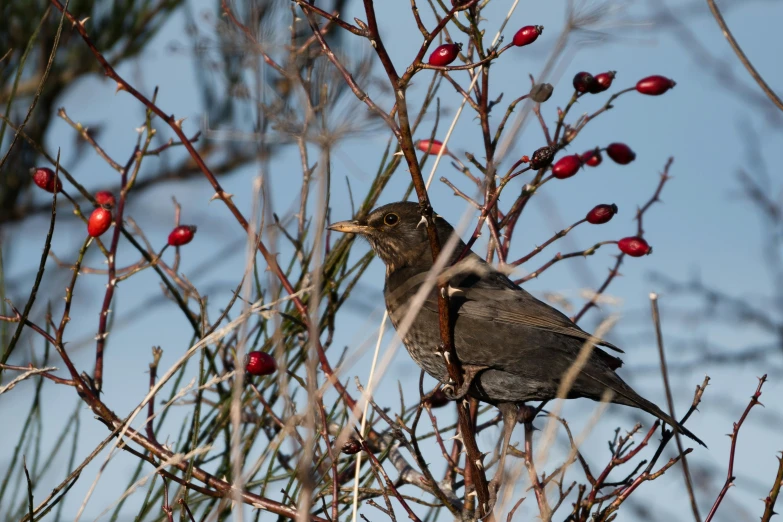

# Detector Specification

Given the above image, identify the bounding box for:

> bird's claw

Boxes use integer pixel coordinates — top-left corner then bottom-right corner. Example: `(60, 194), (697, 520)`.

(442, 364), (488, 400)
(442, 381), (470, 401)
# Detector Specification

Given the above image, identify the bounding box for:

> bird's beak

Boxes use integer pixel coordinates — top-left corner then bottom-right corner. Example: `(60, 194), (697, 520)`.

(327, 220), (369, 235)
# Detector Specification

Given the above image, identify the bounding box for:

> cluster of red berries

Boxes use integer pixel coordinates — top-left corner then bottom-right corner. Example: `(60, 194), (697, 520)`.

(427, 24), (543, 67)
(572, 71), (616, 94)
(31, 166), (198, 245)
(572, 72), (675, 96)
(581, 206), (651, 255)
(88, 190), (115, 237)
(547, 142), (636, 179)
(31, 167), (62, 193)
(572, 71), (677, 96)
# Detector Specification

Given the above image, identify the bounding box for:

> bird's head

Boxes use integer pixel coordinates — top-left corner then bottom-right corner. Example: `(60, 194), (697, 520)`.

(328, 201), (458, 272)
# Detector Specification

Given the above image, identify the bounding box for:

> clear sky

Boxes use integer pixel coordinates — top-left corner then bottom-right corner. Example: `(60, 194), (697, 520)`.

(2, 0), (782, 520)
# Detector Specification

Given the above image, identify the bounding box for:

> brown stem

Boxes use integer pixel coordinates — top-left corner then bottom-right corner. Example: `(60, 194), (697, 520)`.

(50, 0), (361, 416)
(510, 218), (587, 266)
(704, 0), (783, 111)
(650, 295), (700, 522)
(360, 0), (491, 511)
(524, 421), (551, 519)
(94, 147), (138, 392)
(761, 452), (783, 522)
(704, 375), (768, 522)
(573, 158), (673, 323)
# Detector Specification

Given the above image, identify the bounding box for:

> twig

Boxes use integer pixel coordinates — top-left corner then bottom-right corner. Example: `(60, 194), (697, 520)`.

(524, 421), (551, 519)
(761, 452), (783, 522)
(649, 293), (700, 522)
(516, 241), (615, 284)
(510, 218), (587, 266)
(704, 374), (768, 522)
(0, 150), (59, 368)
(704, 0), (783, 112)
(94, 147), (139, 392)
(573, 159), (673, 323)
(359, 436), (423, 522)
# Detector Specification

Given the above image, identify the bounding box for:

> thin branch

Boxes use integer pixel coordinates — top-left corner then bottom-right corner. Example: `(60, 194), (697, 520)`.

(704, 374), (768, 522)
(649, 294), (700, 522)
(704, 0), (783, 111)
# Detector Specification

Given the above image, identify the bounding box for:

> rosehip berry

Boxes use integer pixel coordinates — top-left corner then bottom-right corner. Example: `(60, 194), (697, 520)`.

(87, 207), (112, 237)
(581, 148), (602, 167)
(572, 71), (596, 93)
(529, 82), (553, 103)
(417, 139), (447, 156)
(530, 145), (555, 169)
(590, 71), (616, 93)
(245, 351), (277, 376)
(342, 437), (362, 455)
(586, 204), (618, 224)
(636, 75), (676, 96)
(618, 236), (652, 257)
(428, 43), (461, 66)
(426, 388), (450, 408)
(168, 225), (197, 247)
(606, 143), (636, 165)
(30, 167), (62, 193)
(552, 154), (583, 179)
(512, 25), (543, 47)
(94, 190), (116, 208)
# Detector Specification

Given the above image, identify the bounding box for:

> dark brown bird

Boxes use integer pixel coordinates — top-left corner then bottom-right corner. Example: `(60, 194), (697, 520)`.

(329, 202), (704, 492)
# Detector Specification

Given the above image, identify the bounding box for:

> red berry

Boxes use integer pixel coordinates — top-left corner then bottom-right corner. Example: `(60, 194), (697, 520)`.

(426, 388), (450, 408)
(552, 154), (583, 179)
(618, 236), (652, 257)
(94, 190), (116, 208)
(582, 148), (602, 167)
(342, 437), (362, 455)
(417, 139), (447, 156)
(586, 204), (618, 224)
(512, 25), (543, 47)
(636, 75), (675, 96)
(168, 225), (197, 247)
(87, 207), (112, 237)
(572, 72), (596, 93)
(246, 351), (277, 376)
(590, 71), (616, 93)
(428, 43), (461, 66)
(606, 143), (636, 165)
(30, 167), (62, 193)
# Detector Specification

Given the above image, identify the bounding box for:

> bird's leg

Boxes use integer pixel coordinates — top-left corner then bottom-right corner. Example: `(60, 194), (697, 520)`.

(488, 402), (519, 505)
(441, 364), (487, 400)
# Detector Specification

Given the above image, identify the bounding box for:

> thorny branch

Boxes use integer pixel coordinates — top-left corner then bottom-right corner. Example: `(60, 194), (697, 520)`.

(2, 1), (776, 521)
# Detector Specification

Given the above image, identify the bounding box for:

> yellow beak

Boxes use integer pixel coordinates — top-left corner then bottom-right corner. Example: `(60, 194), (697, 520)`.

(327, 220), (369, 234)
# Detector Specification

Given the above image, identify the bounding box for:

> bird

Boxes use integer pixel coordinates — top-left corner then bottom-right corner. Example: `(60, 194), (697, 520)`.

(328, 201), (704, 496)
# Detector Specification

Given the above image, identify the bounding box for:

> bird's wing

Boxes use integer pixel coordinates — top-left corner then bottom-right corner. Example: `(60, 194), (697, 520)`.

(450, 272), (624, 353)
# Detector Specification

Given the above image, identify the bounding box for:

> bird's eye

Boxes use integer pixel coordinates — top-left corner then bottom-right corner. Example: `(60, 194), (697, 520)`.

(384, 213), (400, 226)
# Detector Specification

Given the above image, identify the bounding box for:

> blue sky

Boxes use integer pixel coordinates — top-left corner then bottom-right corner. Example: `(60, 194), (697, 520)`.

(2, 0), (782, 520)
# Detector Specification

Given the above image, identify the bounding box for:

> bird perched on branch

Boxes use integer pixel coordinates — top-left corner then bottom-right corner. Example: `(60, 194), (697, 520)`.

(329, 201), (704, 495)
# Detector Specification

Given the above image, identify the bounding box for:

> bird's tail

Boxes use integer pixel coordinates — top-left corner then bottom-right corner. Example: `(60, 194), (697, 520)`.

(613, 387), (706, 448)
